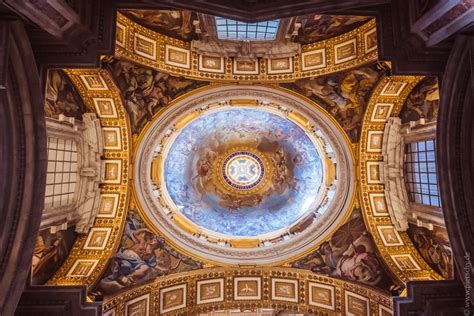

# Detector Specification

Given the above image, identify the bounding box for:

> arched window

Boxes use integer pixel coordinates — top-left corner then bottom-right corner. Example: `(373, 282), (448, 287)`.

(404, 139), (441, 207)
(45, 136), (78, 208)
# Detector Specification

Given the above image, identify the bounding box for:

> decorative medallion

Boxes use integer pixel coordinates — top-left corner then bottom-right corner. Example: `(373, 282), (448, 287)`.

(222, 151), (265, 190)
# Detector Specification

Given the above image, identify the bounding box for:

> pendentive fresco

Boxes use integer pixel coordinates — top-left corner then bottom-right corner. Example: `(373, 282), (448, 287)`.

(292, 209), (400, 292)
(98, 211), (202, 295)
(399, 76), (439, 123)
(103, 57), (208, 134)
(282, 63), (383, 142)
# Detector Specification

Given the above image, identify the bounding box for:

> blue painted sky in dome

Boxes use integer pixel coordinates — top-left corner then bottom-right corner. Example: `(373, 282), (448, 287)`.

(164, 108), (323, 237)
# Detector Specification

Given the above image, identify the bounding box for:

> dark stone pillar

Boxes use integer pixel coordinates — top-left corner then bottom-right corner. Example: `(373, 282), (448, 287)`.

(437, 33), (474, 304)
(395, 31), (474, 316)
(15, 285), (101, 316)
(0, 20), (47, 316)
(394, 280), (466, 315)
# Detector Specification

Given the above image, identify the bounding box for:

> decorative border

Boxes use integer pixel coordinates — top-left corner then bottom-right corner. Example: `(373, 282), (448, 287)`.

(345, 290), (370, 316)
(271, 278), (298, 303)
(48, 69), (132, 288)
(115, 12), (377, 82)
(358, 75), (442, 283)
(196, 278), (225, 304)
(125, 294), (150, 316)
(308, 282), (335, 310)
(234, 276), (262, 301)
(160, 283), (187, 313)
(102, 268), (392, 315)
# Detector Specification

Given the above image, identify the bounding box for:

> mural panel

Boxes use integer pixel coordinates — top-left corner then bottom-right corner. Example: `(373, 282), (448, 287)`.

(293, 15), (370, 44)
(292, 209), (400, 291)
(399, 76), (439, 123)
(282, 63), (382, 142)
(122, 10), (199, 41)
(104, 57), (208, 133)
(45, 69), (87, 120)
(98, 211), (202, 295)
(31, 227), (77, 285)
(406, 224), (453, 279)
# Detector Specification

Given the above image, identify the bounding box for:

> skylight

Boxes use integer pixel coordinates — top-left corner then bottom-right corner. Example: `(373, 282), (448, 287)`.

(215, 17), (280, 41)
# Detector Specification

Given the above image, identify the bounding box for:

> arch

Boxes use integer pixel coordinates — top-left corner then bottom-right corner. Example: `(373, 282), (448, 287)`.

(358, 74), (442, 284)
(102, 267), (392, 315)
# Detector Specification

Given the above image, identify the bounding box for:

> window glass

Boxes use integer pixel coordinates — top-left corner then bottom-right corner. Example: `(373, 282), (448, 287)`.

(45, 136), (78, 208)
(404, 139), (441, 207)
(215, 17), (280, 40)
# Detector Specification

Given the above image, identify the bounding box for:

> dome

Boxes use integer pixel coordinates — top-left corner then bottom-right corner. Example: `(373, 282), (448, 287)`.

(163, 107), (325, 238)
(135, 85), (355, 265)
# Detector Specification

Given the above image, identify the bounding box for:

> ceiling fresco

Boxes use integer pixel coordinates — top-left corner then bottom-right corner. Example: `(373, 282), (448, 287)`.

(291, 14), (370, 44)
(36, 8), (453, 315)
(135, 85), (355, 266)
(103, 56), (209, 134)
(121, 10), (200, 41)
(98, 210), (202, 295)
(44, 69), (87, 120)
(281, 62), (383, 142)
(399, 76), (439, 123)
(32, 226), (77, 285)
(292, 208), (400, 292)
(407, 224), (453, 279)
(163, 108), (324, 237)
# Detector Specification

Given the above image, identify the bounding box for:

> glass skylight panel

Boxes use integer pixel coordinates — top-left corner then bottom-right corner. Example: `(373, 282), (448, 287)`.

(215, 17), (280, 40)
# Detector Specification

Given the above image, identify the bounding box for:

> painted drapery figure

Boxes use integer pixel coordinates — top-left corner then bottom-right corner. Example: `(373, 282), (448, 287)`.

(99, 211), (202, 294)
(104, 57), (208, 133)
(45, 69), (86, 120)
(292, 209), (399, 291)
(282, 63), (382, 142)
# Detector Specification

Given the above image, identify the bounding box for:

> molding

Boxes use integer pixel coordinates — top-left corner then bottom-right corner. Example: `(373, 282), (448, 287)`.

(47, 69), (132, 290)
(115, 12), (378, 83)
(358, 75), (443, 284)
(102, 267), (393, 315)
(394, 280), (465, 315)
(114, 0), (391, 22)
(16, 285), (101, 316)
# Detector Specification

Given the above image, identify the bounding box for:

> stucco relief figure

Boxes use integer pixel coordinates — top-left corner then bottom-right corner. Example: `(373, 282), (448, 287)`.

(123, 10), (198, 41)
(292, 210), (398, 290)
(191, 38), (300, 60)
(399, 77), (439, 123)
(99, 212), (201, 294)
(104, 57), (208, 133)
(283, 64), (381, 142)
(407, 224), (453, 279)
(293, 15), (369, 44)
(44, 70), (86, 120)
